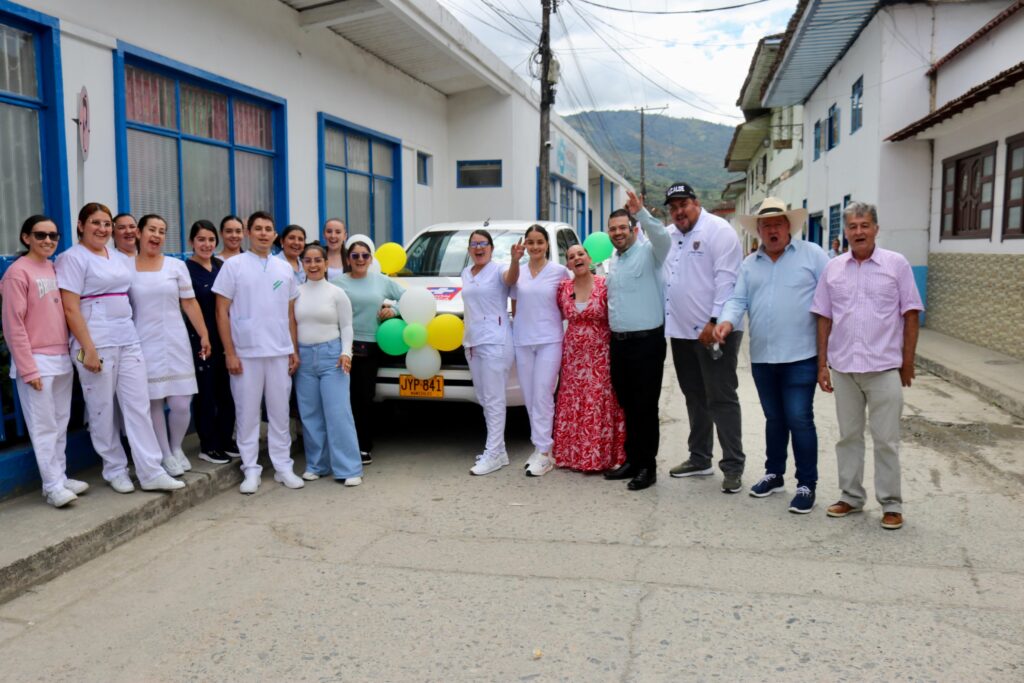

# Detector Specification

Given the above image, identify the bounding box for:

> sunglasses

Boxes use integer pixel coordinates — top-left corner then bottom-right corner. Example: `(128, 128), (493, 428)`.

(32, 231), (60, 241)
(468, 241), (490, 248)
(349, 252), (371, 261)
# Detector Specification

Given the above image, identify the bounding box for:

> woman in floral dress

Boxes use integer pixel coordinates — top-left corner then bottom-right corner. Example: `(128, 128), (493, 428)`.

(552, 244), (626, 471)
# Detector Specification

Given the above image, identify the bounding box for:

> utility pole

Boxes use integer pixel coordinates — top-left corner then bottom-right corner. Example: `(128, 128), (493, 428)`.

(635, 105), (667, 198)
(538, 0), (558, 220)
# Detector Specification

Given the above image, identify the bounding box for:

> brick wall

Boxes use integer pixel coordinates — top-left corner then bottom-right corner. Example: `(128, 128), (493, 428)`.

(927, 252), (1024, 360)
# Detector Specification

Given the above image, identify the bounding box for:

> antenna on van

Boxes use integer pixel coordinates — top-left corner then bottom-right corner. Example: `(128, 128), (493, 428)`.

(483, 218), (490, 227)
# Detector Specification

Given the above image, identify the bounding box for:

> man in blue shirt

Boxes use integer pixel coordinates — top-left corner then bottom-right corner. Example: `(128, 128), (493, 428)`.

(714, 198), (829, 513)
(604, 190), (671, 491)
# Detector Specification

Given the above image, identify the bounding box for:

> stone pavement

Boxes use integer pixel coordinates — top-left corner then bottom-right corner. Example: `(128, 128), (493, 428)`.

(0, 337), (1021, 681)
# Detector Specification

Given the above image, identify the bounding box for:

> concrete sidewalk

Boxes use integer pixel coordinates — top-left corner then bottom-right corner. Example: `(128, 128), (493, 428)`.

(916, 328), (1024, 420)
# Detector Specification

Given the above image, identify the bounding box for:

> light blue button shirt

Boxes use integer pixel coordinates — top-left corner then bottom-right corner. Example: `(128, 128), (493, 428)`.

(607, 208), (671, 332)
(720, 239), (830, 364)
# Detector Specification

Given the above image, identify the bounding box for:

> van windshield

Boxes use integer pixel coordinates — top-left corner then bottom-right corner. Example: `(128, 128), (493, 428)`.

(404, 229), (524, 276)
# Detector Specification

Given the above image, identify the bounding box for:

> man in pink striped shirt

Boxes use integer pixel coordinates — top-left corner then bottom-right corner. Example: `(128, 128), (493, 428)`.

(811, 201), (923, 531)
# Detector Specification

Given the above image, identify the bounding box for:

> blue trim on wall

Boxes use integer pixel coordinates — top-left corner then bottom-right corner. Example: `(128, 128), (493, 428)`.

(912, 265), (928, 325)
(316, 113), (327, 238)
(112, 50), (130, 213)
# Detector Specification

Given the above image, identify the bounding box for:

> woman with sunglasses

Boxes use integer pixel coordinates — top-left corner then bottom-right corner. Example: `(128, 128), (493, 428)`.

(293, 243), (362, 485)
(57, 203), (184, 494)
(461, 229), (515, 476)
(1, 216), (87, 507)
(186, 220), (238, 464)
(331, 235), (405, 465)
(129, 214), (211, 476)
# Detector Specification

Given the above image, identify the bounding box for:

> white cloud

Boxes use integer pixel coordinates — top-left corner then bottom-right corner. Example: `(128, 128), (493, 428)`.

(438, 0), (797, 125)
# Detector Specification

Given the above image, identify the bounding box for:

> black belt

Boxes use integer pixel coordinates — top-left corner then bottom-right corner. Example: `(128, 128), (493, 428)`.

(611, 325), (664, 341)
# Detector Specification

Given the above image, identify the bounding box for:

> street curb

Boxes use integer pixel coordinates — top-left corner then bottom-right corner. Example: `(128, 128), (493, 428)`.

(916, 354), (1024, 421)
(0, 462), (242, 607)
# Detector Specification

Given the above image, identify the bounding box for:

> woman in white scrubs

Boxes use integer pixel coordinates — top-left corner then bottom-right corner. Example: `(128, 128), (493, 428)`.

(213, 211), (304, 494)
(57, 203), (184, 494)
(1, 215), (86, 507)
(504, 225), (570, 477)
(278, 224), (307, 285)
(129, 214), (211, 476)
(218, 215), (245, 260)
(461, 229), (514, 476)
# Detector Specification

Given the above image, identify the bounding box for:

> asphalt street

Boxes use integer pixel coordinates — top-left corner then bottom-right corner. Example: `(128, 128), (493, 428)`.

(0, 345), (1021, 682)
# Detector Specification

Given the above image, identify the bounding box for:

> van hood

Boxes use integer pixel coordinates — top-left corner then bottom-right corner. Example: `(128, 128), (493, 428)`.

(393, 276), (465, 316)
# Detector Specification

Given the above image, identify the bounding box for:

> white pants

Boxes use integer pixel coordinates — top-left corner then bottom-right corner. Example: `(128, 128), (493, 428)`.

(230, 355), (294, 475)
(16, 372), (73, 494)
(75, 344), (169, 484)
(515, 342), (562, 453)
(466, 340), (514, 459)
(150, 395), (193, 459)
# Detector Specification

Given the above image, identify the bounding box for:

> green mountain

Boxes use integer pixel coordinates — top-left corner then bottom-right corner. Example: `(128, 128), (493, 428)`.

(563, 110), (742, 204)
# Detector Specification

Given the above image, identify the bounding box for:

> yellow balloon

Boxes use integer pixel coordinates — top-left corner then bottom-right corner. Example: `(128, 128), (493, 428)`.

(375, 242), (407, 275)
(427, 314), (465, 352)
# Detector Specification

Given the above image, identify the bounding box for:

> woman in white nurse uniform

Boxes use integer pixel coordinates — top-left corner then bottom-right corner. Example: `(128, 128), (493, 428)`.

(504, 225), (570, 477)
(56, 202), (184, 494)
(129, 214), (211, 476)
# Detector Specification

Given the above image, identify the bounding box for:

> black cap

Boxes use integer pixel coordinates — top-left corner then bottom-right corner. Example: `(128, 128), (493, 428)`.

(664, 182), (697, 204)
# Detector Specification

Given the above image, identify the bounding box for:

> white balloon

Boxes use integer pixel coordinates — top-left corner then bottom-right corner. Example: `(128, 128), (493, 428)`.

(406, 347), (441, 380)
(399, 287), (437, 325)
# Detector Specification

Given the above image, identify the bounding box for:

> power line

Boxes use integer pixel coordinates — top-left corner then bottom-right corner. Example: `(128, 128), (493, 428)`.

(575, 0), (771, 14)
(440, 1), (536, 44)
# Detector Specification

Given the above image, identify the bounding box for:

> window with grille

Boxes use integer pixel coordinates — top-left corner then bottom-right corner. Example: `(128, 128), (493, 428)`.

(850, 77), (863, 133)
(827, 104), (840, 150)
(120, 61), (280, 253)
(940, 143), (996, 239)
(1004, 134), (1024, 239)
(813, 120), (821, 160)
(322, 118), (398, 244)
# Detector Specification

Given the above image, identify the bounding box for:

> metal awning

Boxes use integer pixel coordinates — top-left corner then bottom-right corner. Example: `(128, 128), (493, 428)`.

(762, 0), (881, 107)
(737, 34), (782, 115)
(724, 115), (770, 172)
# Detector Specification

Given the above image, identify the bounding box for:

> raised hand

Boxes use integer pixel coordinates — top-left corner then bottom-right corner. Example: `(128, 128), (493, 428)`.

(511, 239), (526, 262)
(625, 190), (644, 215)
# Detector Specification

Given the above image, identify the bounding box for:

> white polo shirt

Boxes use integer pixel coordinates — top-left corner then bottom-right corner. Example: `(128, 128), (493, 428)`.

(212, 251), (299, 358)
(461, 261), (510, 348)
(662, 208), (744, 340)
(511, 262), (571, 346)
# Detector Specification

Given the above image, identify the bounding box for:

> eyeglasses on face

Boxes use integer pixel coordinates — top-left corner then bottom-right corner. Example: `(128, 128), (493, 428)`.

(349, 252), (371, 261)
(32, 231), (60, 242)
(468, 241), (490, 248)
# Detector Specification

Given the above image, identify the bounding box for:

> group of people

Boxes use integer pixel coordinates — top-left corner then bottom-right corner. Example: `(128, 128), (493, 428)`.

(5, 184), (923, 530)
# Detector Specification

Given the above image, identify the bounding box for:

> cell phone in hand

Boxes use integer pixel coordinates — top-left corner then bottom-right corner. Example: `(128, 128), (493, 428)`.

(76, 348), (103, 367)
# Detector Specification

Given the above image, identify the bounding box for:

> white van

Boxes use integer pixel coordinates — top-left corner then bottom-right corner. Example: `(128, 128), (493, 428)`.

(377, 220), (582, 404)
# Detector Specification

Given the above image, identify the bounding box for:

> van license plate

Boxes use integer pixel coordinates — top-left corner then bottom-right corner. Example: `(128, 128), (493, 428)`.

(399, 374), (444, 398)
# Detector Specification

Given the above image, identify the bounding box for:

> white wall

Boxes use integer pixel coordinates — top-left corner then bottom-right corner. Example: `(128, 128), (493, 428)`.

(935, 2), (1022, 107)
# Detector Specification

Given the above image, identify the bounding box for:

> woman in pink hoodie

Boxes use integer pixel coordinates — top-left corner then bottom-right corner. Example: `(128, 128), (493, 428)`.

(1, 216), (86, 508)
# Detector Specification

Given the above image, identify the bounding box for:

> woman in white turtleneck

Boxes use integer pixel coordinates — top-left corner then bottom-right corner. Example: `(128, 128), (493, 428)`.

(292, 243), (363, 485)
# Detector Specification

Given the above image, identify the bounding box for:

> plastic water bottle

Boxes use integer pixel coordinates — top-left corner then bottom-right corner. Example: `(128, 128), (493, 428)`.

(708, 342), (723, 361)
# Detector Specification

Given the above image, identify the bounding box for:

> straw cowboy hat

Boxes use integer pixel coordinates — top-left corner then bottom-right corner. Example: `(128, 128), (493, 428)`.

(735, 197), (808, 238)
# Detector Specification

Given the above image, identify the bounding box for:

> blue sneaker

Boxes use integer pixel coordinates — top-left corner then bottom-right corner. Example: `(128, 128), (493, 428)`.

(749, 473), (784, 497)
(788, 486), (816, 514)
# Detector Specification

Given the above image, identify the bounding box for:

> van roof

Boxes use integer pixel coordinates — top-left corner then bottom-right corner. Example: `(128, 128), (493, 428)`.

(417, 220), (574, 233)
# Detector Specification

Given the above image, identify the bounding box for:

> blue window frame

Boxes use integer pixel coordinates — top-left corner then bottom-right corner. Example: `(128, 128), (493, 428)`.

(417, 152), (430, 186)
(827, 104), (840, 150)
(318, 113), (402, 244)
(457, 160), (502, 188)
(850, 76), (863, 133)
(828, 203), (842, 245)
(114, 43), (288, 255)
(813, 120), (821, 160)
(544, 174), (586, 238)
(0, 2), (69, 268)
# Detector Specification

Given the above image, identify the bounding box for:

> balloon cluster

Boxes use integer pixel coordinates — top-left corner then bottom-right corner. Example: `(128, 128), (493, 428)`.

(373, 243), (465, 380)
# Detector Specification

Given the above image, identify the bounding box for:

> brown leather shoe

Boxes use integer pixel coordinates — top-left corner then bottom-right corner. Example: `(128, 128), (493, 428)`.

(881, 512), (904, 530)
(826, 501), (863, 517)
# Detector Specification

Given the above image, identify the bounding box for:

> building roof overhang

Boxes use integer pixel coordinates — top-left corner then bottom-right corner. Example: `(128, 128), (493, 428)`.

(926, 1), (1023, 76)
(887, 60), (1024, 141)
(737, 34), (782, 114)
(724, 115), (770, 172)
(721, 177), (746, 200)
(762, 0), (881, 108)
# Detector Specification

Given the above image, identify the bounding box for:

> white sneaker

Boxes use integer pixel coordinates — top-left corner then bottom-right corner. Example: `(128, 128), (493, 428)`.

(343, 477), (362, 486)
(64, 479), (89, 495)
(301, 471), (320, 481)
(239, 472), (261, 494)
(523, 450), (544, 471)
(173, 449), (192, 472)
(470, 452), (508, 476)
(161, 456), (184, 477)
(274, 470), (305, 489)
(525, 452), (555, 477)
(109, 474), (135, 494)
(46, 488), (77, 508)
(140, 473), (186, 491)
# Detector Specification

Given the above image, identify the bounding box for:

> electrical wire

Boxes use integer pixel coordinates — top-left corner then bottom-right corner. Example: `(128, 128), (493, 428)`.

(575, 0), (771, 14)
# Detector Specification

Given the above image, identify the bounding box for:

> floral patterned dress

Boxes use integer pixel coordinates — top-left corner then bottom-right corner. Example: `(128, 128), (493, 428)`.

(552, 276), (626, 471)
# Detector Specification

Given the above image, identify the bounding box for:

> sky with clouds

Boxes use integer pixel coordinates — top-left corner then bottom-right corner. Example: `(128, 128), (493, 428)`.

(437, 0), (798, 126)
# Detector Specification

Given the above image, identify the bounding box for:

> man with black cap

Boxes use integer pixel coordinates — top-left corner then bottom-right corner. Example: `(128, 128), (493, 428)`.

(661, 182), (747, 493)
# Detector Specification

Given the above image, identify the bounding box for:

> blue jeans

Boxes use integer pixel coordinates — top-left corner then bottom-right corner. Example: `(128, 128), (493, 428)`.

(750, 356), (818, 489)
(295, 339), (362, 479)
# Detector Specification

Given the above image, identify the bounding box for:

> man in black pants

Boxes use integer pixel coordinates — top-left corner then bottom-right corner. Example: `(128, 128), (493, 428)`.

(603, 191), (671, 490)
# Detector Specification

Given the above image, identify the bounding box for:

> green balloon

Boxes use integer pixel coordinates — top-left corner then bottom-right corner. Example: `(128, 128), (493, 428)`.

(402, 322), (428, 349)
(584, 232), (614, 263)
(377, 318), (409, 356)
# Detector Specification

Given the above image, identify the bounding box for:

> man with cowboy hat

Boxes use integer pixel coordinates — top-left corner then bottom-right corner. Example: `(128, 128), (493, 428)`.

(714, 197), (830, 513)
(661, 181), (747, 493)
